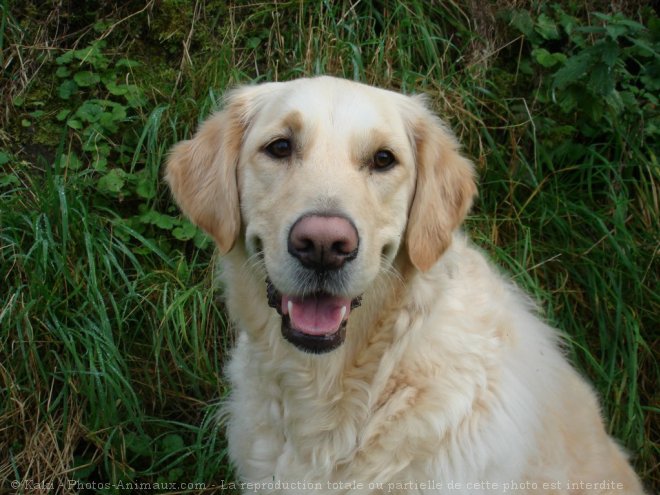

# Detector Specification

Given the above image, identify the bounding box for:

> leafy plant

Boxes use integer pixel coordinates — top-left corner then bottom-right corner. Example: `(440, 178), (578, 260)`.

(47, 40), (208, 249)
(505, 6), (659, 139)
(53, 41), (144, 183)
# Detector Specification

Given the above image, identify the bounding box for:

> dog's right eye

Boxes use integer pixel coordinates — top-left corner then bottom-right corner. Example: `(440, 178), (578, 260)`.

(265, 138), (293, 159)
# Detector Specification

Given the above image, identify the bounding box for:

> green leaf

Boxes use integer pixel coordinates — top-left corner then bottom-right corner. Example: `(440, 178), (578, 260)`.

(604, 89), (625, 115)
(124, 86), (146, 108)
(139, 210), (178, 229)
(0, 174), (20, 187)
(58, 80), (78, 100)
(155, 214), (176, 230)
(536, 13), (560, 40)
(605, 24), (628, 40)
(55, 51), (75, 65)
(510, 10), (535, 38)
(60, 152), (83, 170)
(125, 432), (152, 456)
(193, 230), (210, 249)
(597, 13), (644, 38)
(106, 80), (129, 96)
(588, 63), (615, 96)
(55, 66), (71, 78)
(553, 50), (597, 90)
(0, 151), (10, 165)
(556, 8), (579, 36)
(93, 20), (111, 32)
(619, 90), (637, 108)
(67, 119), (82, 130)
(587, 100), (604, 122)
(600, 40), (620, 67)
(56, 109), (71, 121)
(73, 71), (101, 87)
(21, 119), (31, 127)
(74, 45), (100, 61)
(72, 41), (109, 68)
(575, 26), (606, 35)
(116, 58), (141, 68)
(76, 101), (104, 123)
(172, 221), (197, 241)
(98, 113), (120, 132)
(92, 156), (108, 172)
(629, 38), (659, 58)
(533, 48), (566, 68)
(84, 141), (111, 158)
(160, 434), (184, 454)
(649, 16), (660, 37)
(110, 104), (127, 121)
(557, 87), (578, 113)
(136, 177), (156, 199)
(97, 169), (126, 193)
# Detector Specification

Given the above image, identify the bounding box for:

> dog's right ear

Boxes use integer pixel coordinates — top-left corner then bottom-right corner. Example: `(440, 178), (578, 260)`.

(165, 87), (257, 254)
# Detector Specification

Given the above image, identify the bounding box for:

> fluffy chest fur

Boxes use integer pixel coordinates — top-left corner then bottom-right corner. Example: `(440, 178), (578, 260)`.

(222, 236), (570, 491)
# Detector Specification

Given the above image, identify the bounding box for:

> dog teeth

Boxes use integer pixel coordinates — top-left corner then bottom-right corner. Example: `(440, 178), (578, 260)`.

(340, 305), (347, 321)
(287, 300), (293, 316)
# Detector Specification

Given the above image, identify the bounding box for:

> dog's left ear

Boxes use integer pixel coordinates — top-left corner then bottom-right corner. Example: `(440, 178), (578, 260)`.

(405, 97), (477, 272)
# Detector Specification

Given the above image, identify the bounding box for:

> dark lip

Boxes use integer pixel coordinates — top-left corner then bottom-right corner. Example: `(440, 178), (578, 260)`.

(266, 278), (362, 354)
(281, 315), (347, 354)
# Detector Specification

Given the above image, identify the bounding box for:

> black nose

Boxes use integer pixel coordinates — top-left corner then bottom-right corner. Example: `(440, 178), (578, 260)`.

(288, 215), (359, 270)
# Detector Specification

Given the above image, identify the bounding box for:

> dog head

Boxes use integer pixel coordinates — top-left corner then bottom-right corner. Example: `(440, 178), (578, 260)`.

(166, 76), (476, 354)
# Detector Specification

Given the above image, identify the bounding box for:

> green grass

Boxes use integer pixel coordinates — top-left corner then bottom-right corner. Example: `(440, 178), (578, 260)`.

(1, 1), (657, 493)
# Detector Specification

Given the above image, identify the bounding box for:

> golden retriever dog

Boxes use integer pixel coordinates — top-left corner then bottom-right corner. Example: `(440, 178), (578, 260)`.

(166, 76), (644, 494)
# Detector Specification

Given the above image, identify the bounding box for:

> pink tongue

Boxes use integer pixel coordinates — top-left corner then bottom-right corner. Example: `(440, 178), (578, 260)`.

(282, 294), (352, 336)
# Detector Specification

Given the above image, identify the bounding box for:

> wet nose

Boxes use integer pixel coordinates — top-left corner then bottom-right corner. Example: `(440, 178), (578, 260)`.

(288, 215), (359, 270)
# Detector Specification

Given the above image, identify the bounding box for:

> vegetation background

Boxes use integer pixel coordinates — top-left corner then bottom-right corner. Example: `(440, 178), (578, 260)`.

(1, 1), (658, 493)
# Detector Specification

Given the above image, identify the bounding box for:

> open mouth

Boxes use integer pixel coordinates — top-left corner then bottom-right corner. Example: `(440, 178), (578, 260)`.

(266, 279), (362, 354)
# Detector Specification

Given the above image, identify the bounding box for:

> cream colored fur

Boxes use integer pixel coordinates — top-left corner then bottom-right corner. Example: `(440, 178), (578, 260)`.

(166, 76), (644, 494)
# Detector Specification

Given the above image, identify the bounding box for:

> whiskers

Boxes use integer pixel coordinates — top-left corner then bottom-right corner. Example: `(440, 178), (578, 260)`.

(239, 244), (402, 303)
(378, 252), (404, 292)
(241, 250), (268, 282)
(292, 269), (347, 298)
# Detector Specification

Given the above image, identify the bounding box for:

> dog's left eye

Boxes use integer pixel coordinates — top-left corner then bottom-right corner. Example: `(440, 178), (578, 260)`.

(373, 149), (396, 171)
(265, 138), (293, 159)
